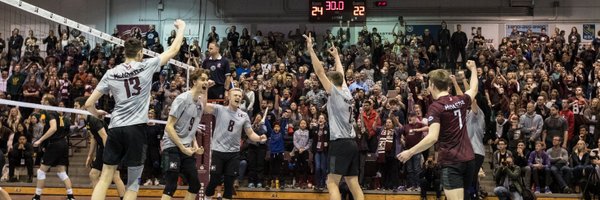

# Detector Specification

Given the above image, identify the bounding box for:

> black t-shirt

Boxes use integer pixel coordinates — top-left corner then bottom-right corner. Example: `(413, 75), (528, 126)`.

(87, 115), (106, 149)
(43, 110), (68, 141)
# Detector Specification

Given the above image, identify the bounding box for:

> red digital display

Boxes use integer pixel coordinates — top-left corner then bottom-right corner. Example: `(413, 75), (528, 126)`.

(375, 1), (387, 7)
(325, 1), (344, 11)
(309, 0), (366, 22)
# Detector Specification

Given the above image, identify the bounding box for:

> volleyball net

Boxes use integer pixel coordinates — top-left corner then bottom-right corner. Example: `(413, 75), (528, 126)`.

(0, 0), (201, 124)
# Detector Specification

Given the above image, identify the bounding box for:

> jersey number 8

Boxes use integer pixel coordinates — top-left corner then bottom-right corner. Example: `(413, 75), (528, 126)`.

(228, 120), (235, 132)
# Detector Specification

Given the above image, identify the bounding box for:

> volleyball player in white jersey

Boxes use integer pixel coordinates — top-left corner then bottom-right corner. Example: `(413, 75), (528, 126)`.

(161, 68), (213, 200)
(305, 33), (364, 200)
(85, 19), (186, 200)
(203, 88), (268, 200)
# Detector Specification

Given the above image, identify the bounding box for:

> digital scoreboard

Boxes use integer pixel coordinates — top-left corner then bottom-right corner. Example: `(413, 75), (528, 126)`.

(309, 0), (366, 22)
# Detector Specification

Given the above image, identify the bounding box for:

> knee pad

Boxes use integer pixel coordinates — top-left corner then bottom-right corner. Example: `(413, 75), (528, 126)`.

(37, 169), (46, 180)
(126, 166), (144, 192)
(57, 172), (69, 181)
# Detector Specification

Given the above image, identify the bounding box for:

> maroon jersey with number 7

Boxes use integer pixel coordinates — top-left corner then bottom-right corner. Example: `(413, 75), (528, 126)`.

(426, 94), (474, 165)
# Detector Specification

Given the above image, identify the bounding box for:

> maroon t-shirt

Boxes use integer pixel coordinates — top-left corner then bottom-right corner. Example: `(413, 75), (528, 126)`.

(426, 94), (475, 165)
(403, 123), (425, 149)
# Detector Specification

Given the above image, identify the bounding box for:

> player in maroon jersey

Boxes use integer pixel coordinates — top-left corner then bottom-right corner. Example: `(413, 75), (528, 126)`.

(398, 60), (478, 200)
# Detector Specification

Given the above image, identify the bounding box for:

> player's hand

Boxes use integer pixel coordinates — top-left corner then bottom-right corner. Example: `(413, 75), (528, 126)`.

(174, 19), (186, 30)
(449, 75), (456, 82)
(259, 135), (268, 143)
(33, 141), (41, 147)
(181, 147), (195, 156)
(195, 146), (204, 155)
(327, 43), (339, 56)
(466, 60), (477, 71)
(207, 80), (215, 88)
(304, 33), (314, 50)
(397, 150), (414, 163)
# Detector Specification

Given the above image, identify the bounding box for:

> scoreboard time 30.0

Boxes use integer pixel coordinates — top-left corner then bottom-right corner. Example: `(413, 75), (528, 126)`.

(309, 0), (366, 22)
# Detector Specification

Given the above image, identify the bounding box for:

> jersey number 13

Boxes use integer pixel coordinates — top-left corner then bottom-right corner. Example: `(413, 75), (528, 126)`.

(123, 77), (141, 98)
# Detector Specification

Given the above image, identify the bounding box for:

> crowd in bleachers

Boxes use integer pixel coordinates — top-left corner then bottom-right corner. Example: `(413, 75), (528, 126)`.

(1, 21), (600, 199)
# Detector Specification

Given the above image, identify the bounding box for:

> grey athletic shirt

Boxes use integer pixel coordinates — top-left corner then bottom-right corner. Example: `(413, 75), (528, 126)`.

(96, 57), (161, 129)
(327, 85), (356, 140)
(467, 107), (485, 156)
(162, 91), (203, 149)
(210, 104), (252, 152)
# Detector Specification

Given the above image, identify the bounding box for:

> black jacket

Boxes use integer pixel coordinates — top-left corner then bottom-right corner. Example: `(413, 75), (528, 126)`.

(438, 29), (451, 47)
(450, 31), (467, 49)
(10, 142), (33, 158)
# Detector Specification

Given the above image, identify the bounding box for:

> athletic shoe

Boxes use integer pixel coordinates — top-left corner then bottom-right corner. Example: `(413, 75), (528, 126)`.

(66, 194), (76, 200)
(534, 187), (541, 194)
(234, 179), (239, 188)
(143, 179), (153, 186)
(544, 186), (552, 194)
(257, 183), (263, 188)
(563, 186), (572, 194)
(154, 178), (160, 186)
(32, 195), (40, 200)
(396, 186), (407, 191)
(248, 183), (255, 188)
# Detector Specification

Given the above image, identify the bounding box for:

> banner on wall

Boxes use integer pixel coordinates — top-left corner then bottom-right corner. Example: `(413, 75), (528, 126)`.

(505, 24), (548, 37)
(583, 24), (596, 40)
(116, 24), (151, 40)
(460, 24), (499, 48)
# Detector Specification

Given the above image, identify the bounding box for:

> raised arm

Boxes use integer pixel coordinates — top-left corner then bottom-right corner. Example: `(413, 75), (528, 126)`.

(199, 80), (214, 112)
(159, 20), (186, 66)
(450, 75), (463, 95)
(305, 33), (333, 93)
(328, 42), (345, 77)
(464, 60), (478, 100)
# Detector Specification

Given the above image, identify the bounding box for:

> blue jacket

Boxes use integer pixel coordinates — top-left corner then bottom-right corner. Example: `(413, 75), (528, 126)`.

(266, 118), (288, 154)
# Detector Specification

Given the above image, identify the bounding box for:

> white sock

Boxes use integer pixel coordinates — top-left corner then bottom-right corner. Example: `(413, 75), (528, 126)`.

(66, 189), (73, 195)
(35, 188), (43, 195)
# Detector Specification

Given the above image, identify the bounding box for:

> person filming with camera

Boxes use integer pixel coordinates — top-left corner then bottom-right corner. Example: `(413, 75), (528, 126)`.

(493, 156), (524, 200)
(419, 156), (442, 200)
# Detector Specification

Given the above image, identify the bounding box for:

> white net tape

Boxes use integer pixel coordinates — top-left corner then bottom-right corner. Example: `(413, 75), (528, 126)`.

(0, 98), (167, 124)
